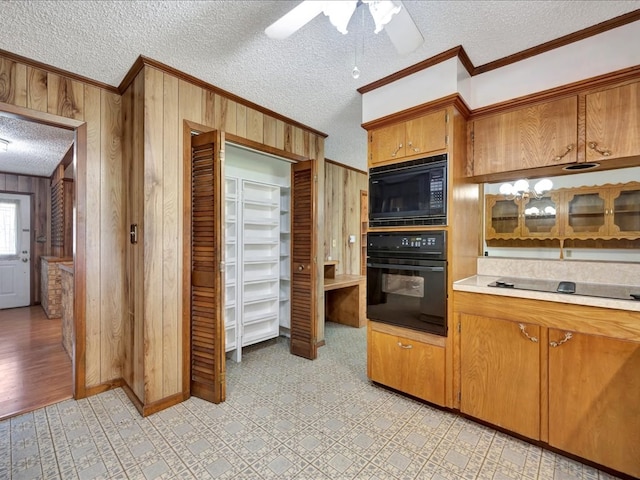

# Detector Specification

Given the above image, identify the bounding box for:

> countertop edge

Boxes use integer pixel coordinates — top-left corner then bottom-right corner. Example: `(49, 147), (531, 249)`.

(453, 275), (640, 313)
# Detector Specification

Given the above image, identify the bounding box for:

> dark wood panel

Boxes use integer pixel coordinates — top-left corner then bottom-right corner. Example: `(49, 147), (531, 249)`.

(190, 130), (225, 403)
(290, 160), (317, 360)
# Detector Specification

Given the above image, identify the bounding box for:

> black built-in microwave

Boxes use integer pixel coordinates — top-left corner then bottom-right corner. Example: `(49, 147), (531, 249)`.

(368, 154), (447, 227)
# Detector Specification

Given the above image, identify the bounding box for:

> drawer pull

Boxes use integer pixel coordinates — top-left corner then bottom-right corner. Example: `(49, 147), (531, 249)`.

(407, 141), (420, 153)
(397, 342), (413, 349)
(553, 143), (574, 162)
(391, 143), (403, 157)
(587, 141), (612, 157)
(550, 331), (573, 347)
(518, 323), (538, 343)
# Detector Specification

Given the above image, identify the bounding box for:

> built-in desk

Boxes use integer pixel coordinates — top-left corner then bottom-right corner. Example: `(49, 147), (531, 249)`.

(324, 264), (366, 328)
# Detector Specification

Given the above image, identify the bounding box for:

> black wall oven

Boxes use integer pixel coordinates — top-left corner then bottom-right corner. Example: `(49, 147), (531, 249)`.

(369, 154), (447, 227)
(367, 231), (447, 336)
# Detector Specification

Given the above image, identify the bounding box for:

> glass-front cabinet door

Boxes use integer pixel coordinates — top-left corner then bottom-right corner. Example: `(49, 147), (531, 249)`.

(486, 196), (520, 239)
(564, 188), (607, 238)
(610, 183), (640, 237)
(522, 193), (561, 237)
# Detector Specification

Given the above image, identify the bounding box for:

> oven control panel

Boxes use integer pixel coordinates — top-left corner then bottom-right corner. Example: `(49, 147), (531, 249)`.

(367, 231), (446, 258)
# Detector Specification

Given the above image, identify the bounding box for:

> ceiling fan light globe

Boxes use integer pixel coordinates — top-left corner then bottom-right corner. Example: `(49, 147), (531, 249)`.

(499, 183), (514, 196)
(364, 0), (402, 33)
(513, 179), (530, 193)
(534, 178), (553, 194)
(323, 1), (357, 34)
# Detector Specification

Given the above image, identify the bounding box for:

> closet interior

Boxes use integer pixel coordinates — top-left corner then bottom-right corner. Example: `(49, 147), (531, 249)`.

(224, 144), (291, 362)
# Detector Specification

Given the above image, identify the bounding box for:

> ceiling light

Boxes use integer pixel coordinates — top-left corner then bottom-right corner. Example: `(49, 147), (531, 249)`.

(365, 0), (402, 34)
(499, 178), (553, 200)
(323, 1), (357, 34)
(322, 1), (402, 35)
(0, 138), (8, 153)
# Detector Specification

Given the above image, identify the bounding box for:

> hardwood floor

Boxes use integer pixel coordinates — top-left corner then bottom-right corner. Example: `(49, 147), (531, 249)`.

(0, 306), (72, 420)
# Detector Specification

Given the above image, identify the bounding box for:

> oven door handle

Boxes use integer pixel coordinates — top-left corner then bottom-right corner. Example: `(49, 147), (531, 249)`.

(367, 262), (445, 272)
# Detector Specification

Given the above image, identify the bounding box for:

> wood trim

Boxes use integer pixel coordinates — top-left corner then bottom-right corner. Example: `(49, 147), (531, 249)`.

(0, 48), (119, 94)
(225, 133), (308, 163)
(325, 158), (367, 175)
(470, 65), (640, 120)
(358, 10), (640, 93)
(73, 123), (87, 399)
(357, 46), (472, 94)
(120, 56), (328, 139)
(361, 94), (471, 131)
(473, 10), (640, 75)
(0, 101), (82, 129)
(84, 378), (124, 397)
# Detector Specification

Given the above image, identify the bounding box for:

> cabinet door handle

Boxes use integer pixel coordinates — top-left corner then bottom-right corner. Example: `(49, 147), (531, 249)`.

(397, 342), (413, 349)
(553, 144), (575, 162)
(407, 141), (420, 153)
(588, 141), (612, 157)
(518, 323), (538, 343)
(391, 143), (403, 157)
(550, 332), (573, 347)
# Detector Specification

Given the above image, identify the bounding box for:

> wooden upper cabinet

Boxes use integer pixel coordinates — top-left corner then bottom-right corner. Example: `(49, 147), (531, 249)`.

(471, 96), (578, 177)
(563, 182), (640, 239)
(586, 81), (640, 162)
(369, 109), (448, 166)
(485, 192), (562, 240)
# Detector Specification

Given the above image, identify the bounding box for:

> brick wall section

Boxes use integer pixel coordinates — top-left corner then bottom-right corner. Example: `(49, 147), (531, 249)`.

(41, 257), (73, 319)
(60, 264), (74, 360)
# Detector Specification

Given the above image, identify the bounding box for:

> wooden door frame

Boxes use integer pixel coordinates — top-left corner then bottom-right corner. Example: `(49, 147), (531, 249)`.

(0, 101), (87, 399)
(181, 121), (311, 395)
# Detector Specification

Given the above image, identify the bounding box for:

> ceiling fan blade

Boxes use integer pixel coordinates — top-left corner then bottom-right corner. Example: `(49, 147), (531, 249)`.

(383, 2), (424, 55)
(265, 1), (325, 40)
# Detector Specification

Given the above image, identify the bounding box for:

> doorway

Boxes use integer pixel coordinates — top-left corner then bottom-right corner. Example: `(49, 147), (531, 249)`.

(0, 193), (31, 309)
(0, 105), (84, 419)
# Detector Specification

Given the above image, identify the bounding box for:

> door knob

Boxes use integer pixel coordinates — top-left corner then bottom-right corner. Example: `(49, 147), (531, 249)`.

(297, 264), (304, 271)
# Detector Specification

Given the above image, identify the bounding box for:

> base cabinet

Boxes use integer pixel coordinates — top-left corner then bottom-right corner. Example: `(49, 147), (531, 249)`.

(548, 331), (640, 478)
(460, 314), (541, 440)
(455, 292), (640, 478)
(368, 322), (445, 406)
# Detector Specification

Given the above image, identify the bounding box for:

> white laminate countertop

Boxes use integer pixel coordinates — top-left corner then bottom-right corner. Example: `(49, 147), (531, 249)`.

(454, 275), (640, 313)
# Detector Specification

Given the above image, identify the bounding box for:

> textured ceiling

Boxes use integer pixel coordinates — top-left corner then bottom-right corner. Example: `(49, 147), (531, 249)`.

(0, 115), (74, 177)
(1, 1), (639, 173)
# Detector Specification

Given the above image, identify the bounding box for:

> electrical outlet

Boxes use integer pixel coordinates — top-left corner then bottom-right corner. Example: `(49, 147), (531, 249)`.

(349, 235), (356, 244)
(332, 239), (336, 247)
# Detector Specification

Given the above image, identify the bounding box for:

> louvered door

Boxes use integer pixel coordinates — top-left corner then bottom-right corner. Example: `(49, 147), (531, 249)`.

(290, 160), (318, 359)
(190, 130), (225, 403)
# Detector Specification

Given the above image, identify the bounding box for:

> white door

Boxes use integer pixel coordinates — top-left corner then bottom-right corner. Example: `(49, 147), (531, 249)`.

(0, 194), (30, 309)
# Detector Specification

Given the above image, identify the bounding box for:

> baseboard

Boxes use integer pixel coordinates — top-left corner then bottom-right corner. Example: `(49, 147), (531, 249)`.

(84, 378), (124, 398)
(121, 381), (188, 417)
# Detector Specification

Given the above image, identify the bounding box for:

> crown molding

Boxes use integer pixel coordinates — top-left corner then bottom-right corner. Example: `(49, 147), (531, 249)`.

(0, 48), (119, 94)
(358, 9), (640, 94)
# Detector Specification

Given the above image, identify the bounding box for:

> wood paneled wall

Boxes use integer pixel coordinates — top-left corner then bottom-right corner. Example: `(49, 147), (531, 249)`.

(0, 173), (49, 305)
(0, 54), (125, 392)
(324, 162), (368, 275)
(122, 65), (326, 406)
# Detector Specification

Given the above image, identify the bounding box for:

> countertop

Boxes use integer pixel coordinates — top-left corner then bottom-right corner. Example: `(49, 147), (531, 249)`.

(454, 275), (640, 313)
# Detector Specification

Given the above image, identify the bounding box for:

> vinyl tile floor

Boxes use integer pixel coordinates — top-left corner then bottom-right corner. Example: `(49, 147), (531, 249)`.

(0, 322), (624, 480)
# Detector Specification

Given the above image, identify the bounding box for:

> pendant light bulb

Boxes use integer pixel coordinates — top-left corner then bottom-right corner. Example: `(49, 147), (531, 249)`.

(352, 65), (360, 79)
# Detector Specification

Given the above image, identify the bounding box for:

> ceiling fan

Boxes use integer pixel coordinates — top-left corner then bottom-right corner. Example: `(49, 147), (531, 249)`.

(265, 1), (424, 56)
